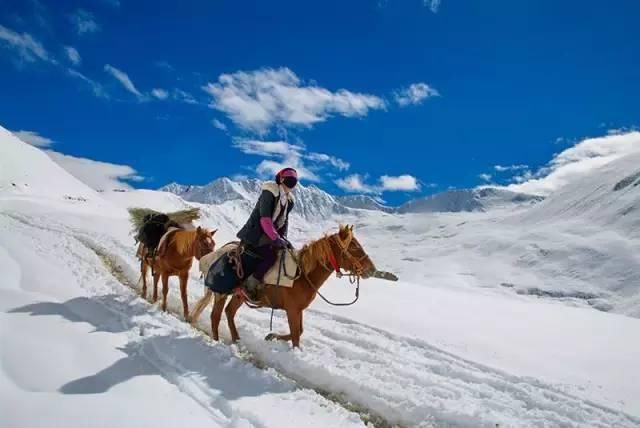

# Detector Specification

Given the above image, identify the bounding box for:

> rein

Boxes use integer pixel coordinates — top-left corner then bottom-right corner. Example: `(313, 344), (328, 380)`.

(301, 234), (364, 307)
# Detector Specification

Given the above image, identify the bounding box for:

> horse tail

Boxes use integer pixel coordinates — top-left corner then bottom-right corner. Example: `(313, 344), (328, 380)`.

(190, 288), (213, 324)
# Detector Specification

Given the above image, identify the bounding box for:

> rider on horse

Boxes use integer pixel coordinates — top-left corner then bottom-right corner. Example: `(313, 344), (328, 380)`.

(236, 167), (297, 294)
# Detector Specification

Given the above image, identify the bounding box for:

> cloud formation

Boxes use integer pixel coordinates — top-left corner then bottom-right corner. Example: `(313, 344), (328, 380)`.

(203, 67), (386, 133)
(394, 82), (439, 106)
(64, 46), (81, 65)
(47, 151), (143, 191)
(232, 138), (351, 182)
(336, 173), (421, 194)
(70, 9), (100, 35)
(0, 24), (55, 64)
(11, 130), (54, 147)
(506, 131), (640, 195)
(104, 64), (144, 99)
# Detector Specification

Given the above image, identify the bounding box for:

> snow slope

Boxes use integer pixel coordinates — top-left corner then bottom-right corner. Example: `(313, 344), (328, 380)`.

(3, 126), (640, 427)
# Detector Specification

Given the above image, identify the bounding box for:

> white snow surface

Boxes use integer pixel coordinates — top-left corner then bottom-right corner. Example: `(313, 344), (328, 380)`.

(2, 126), (640, 427)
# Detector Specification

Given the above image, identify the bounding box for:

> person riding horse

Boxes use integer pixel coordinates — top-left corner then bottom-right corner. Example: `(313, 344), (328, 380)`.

(236, 167), (298, 294)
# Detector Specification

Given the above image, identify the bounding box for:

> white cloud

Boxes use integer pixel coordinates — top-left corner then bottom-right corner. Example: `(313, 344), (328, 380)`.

(335, 174), (378, 194)
(425, 0), (441, 13)
(67, 69), (108, 98)
(151, 88), (169, 100)
(306, 152), (350, 171)
(380, 174), (420, 191)
(506, 131), (640, 196)
(47, 151), (143, 191)
(64, 46), (81, 65)
(394, 82), (439, 106)
(11, 130), (54, 147)
(478, 173), (492, 182)
(494, 164), (528, 172)
(232, 138), (350, 182)
(172, 89), (198, 104)
(212, 119), (228, 131)
(203, 67), (386, 133)
(104, 64), (144, 99)
(233, 139), (298, 157)
(336, 173), (421, 194)
(70, 9), (100, 35)
(0, 24), (55, 64)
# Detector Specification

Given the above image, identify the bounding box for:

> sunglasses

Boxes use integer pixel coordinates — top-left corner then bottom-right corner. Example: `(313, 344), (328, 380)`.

(282, 176), (298, 188)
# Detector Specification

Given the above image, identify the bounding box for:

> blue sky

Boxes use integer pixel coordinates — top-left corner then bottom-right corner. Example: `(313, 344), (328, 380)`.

(1, 0), (639, 205)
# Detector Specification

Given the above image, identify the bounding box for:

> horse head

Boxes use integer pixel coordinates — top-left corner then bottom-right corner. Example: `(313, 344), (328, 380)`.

(330, 224), (377, 279)
(195, 227), (217, 260)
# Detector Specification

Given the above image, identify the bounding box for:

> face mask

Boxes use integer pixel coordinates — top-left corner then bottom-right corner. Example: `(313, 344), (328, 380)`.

(282, 176), (298, 189)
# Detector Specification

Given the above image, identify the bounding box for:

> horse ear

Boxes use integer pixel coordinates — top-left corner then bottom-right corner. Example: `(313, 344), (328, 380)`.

(349, 225), (354, 232)
(211, 229), (218, 236)
(196, 226), (202, 234)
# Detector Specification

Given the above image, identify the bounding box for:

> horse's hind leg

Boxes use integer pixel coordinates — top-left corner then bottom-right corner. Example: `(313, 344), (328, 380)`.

(190, 289), (212, 325)
(152, 272), (160, 302)
(161, 273), (169, 312)
(225, 294), (244, 343)
(179, 272), (189, 321)
(210, 293), (228, 341)
(140, 259), (148, 299)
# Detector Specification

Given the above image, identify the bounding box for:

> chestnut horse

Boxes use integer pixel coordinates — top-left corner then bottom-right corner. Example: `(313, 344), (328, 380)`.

(190, 225), (376, 347)
(139, 226), (216, 321)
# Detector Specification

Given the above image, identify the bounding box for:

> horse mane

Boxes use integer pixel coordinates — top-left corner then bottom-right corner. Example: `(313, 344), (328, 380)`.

(171, 229), (198, 256)
(299, 234), (333, 273)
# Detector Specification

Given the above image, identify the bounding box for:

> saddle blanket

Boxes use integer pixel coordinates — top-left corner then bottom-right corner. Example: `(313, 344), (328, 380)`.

(199, 242), (299, 287)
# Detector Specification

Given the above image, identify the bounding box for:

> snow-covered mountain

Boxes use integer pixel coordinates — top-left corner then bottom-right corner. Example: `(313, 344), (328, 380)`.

(397, 187), (544, 214)
(161, 178), (542, 217)
(160, 178), (348, 220)
(336, 195), (395, 213)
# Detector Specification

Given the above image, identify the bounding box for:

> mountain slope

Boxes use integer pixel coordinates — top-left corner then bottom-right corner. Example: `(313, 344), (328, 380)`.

(397, 187), (543, 213)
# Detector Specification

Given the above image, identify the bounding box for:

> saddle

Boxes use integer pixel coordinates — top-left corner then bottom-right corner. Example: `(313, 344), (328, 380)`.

(199, 242), (299, 295)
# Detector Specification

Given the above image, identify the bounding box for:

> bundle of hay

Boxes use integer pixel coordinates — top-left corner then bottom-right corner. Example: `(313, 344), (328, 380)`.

(128, 207), (201, 234)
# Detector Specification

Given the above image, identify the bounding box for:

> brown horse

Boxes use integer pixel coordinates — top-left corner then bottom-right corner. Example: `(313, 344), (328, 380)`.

(190, 225), (376, 347)
(139, 226), (216, 321)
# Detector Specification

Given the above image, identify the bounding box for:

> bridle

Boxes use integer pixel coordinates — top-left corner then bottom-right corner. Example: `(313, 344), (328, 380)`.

(304, 228), (372, 306)
(325, 232), (370, 281)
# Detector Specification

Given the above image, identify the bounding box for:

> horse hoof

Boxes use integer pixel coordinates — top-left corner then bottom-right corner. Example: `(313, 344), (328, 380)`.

(265, 333), (276, 341)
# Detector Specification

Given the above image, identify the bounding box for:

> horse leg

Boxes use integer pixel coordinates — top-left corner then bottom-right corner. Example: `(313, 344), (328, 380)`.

(210, 293), (227, 341)
(140, 259), (148, 299)
(179, 272), (189, 321)
(225, 294), (244, 343)
(152, 272), (160, 302)
(287, 308), (303, 348)
(161, 273), (169, 312)
(265, 307), (301, 346)
(190, 289), (213, 325)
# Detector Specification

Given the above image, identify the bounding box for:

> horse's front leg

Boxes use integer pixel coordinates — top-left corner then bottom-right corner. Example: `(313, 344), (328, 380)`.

(179, 272), (189, 321)
(266, 308), (302, 347)
(161, 273), (169, 312)
(210, 293), (228, 341)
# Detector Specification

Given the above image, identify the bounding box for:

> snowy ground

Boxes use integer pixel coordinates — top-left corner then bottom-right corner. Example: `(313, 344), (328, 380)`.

(2, 127), (640, 427)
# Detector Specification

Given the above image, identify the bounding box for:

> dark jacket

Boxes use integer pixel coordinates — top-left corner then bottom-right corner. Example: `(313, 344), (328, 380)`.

(237, 182), (294, 247)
